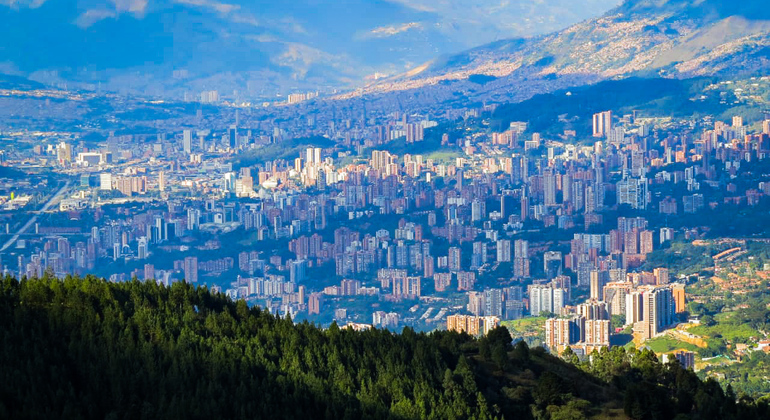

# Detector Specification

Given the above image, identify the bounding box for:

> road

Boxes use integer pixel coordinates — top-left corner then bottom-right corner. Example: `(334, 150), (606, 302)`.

(0, 181), (70, 252)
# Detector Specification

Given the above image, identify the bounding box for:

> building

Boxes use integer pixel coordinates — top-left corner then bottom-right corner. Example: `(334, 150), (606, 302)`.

(603, 282), (632, 316)
(593, 111), (612, 138)
(635, 286), (676, 340)
(545, 316), (609, 354)
(143, 264), (155, 281)
(183, 129), (193, 153)
(583, 319), (610, 346)
(543, 251), (563, 279)
(183, 256), (198, 283)
(671, 283), (686, 313)
(446, 314), (500, 336)
(530, 285), (566, 316)
(653, 267), (669, 285)
(496, 239), (511, 262)
(308, 292), (323, 315)
(545, 317), (581, 353)
(577, 300), (609, 320)
(617, 176), (648, 210)
(484, 288), (503, 318)
(467, 291), (485, 316)
(662, 351), (695, 370)
(590, 270), (608, 300)
(448, 247), (462, 271)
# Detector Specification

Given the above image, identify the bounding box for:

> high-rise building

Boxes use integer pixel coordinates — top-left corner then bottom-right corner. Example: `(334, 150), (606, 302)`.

(544, 173), (557, 206)
(530, 285), (566, 316)
(543, 251), (562, 279)
(660, 227), (674, 244)
(583, 319), (610, 346)
(289, 260), (307, 284)
(228, 125), (237, 148)
(634, 286), (676, 340)
(593, 111), (612, 138)
(617, 176), (648, 210)
(467, 291), (485, 316)
(183, 256), (198, 283)
(446, 315), (499, 336)
(183, 129), (193, 154)
(484, 289), (503, 318)
(545, 317), (581, 352)
(448, 247), (461, 271)
(99, 173), (113, 191)
(514, 240), (528, 259)
(671, 283), (686, 313)
(137, 237), (148, 259)
(590, 270), (608, 300)
(496, 239), (511, 263)
(577, 300), (608, 320)
(514, 257), (530, 278)
(603, 282), (632, 316)
(308, 293), (323, 315)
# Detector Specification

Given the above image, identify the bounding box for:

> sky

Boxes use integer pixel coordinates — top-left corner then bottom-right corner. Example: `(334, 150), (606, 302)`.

(0, 0), (622, 93)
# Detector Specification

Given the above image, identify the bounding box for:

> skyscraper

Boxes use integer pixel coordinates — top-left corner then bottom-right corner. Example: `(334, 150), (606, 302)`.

(592, 111), (612, 138)
(183, 129), (193, 154)
(183, 256), (198, 283)
(544, 173), (557, 207)
(448, 247), (461, 272)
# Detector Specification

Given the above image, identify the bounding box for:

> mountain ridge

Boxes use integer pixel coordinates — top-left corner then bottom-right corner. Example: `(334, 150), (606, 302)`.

(0, 0), (621, 97)
(351, 0), (770, 107)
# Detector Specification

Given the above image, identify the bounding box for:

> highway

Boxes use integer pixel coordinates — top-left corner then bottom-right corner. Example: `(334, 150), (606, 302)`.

(0, 181), (70, 252)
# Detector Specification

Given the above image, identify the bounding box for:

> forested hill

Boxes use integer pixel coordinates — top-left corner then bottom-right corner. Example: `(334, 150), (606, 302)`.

(0, 276), (768, 419)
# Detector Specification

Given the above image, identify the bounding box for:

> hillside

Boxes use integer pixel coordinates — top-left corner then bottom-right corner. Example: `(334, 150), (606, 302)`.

(0, 0), (619, 97)
(353, 0), (770, 107)
(1, 275), (768, 419)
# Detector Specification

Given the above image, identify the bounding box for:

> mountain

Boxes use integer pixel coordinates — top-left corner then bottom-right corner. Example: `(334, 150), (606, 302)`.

(2, 275), (768, 419)
(355, 0), (770, 106)
(0, 0), (619, 98)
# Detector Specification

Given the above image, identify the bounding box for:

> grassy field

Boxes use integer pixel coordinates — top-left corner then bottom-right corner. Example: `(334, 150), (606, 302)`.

(502, 317), (546, 338)
(642, 336), (701, 353)
(426, 150), (462, 164)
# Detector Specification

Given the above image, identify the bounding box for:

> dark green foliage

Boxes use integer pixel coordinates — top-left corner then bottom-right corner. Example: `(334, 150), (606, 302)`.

(1, 275), (768, 419)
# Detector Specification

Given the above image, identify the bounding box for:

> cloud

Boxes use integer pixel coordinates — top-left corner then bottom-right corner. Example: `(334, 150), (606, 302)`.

(368, 22), (422, 38)
(173, 0), (239, 14)
(112, 0), (148, 14)
(72, 0), (147, 28)
(75, 8), (117, 28)
(0, 0), (47, 8)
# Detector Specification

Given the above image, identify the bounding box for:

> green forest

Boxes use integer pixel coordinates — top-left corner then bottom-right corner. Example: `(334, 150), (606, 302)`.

(1, 275), (769, 419)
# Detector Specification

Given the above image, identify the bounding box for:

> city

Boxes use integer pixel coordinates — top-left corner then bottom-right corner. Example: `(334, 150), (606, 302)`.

(3, 0), (770, 418)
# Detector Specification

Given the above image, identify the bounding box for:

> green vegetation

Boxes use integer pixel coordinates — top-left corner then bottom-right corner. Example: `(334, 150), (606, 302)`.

(502, 317), (546, 347)
(3, 275), (769, 419)
(489, 76), (770, 138)
(491, 78), (708, 135)
(232, 136), (335, 169)
(701, 351), (770, 398)
(643, 337), (701, 354)
(688, 312), (761, 344)
(640, 240), (716, 276)
(369, 125), (460, 156)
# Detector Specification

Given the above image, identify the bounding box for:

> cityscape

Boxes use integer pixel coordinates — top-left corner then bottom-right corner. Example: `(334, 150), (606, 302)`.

(4, 0), (770, 418)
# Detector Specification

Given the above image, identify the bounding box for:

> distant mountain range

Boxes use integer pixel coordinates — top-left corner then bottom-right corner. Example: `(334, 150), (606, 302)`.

(0, 0), (619, 98)
(355, 0), (770, 106)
